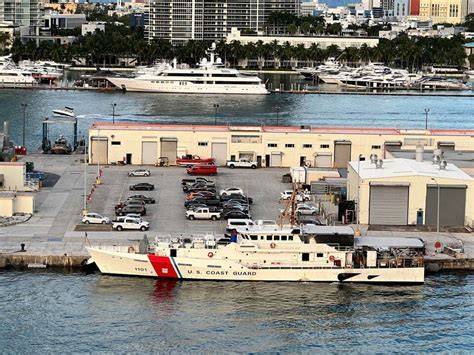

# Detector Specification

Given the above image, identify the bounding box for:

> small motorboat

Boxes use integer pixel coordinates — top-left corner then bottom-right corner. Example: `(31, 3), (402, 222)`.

(177, 155), (215, 167)
(53, 107), (75, 118)
(49, 135), (73, 154)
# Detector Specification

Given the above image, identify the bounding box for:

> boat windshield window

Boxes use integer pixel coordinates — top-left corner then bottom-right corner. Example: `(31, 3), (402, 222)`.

(266, 235), (272, 241)
(288, 236), (293, 241)
(250, 235), (258, 241)
(274, 235), (280, 241)
(281, 235), (287, 241)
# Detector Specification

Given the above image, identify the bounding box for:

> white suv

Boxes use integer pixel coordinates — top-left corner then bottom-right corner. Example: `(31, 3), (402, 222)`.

(82, 213), (110, 224)
(280, 190), (310, 202)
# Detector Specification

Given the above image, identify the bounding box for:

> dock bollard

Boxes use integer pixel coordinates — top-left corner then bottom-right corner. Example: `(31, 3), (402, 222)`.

(20, 243), (26, 252)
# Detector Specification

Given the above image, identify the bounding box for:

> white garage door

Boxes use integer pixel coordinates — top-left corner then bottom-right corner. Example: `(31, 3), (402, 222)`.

(314, 154), (332, 168)
(211, 143), (227, 166)
(160, 139), (177, 165)
(369, 185), (409, 225)
(91, 138), (108, 165)
(142, 142), (157, 165)
(271, 153), (282, 167)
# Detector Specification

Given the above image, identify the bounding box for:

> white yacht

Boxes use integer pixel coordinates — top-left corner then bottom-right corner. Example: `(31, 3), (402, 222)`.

(0, 65), (37, 87)
(107, 44), (269, 95)
(297, 58), (342, 80)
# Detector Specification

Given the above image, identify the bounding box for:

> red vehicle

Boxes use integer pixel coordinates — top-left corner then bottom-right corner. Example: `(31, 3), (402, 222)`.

(177, 155), (215, 167)
(186, 164), (217, 176)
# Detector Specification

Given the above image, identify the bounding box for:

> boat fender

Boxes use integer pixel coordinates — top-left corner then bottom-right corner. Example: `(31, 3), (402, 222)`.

(270, 243), (276, 249)
(329, 255), (335, 262)
(128, 246), (135, 253)
(208, 252), (214, 258)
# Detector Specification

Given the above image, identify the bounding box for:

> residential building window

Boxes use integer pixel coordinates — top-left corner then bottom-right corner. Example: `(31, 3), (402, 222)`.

(320, 144), (329, 148)
(111, 141), (121, 145)
(285, 144), (295, 148)
(198, 142), (208, 146)
(303, 144), (313, 148)
(267, 143), (277, 148)
(371, 145), (381, 149)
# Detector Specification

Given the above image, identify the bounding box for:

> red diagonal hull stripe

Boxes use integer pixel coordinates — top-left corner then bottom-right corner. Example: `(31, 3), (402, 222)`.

(148, 255), (179, 279)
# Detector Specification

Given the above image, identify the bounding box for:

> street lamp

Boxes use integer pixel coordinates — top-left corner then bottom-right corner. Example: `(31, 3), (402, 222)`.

(431, 177), (440, 232)
(213, 104), (219, 125)
(424, 108), (430, 130)
(21, 103), (27, 147)
(355, 153), (363, 235)
(112, 103), (117, 124)
(276, 106), (280, 126)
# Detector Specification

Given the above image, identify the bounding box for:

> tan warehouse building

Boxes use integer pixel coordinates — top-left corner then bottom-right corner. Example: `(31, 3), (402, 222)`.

(347, 158), (474, 227)
(88, 123), (474, 168)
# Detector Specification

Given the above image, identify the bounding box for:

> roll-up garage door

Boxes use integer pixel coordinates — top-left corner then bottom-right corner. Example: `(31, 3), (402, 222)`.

(142, 142), (157, 165)
(369, 185), (409, 225)
(426, 186), (466, 227)
(91, 138), (108, 165)
(334, 141), (351, 168)
(314, 154), (332, 168)
(271, 153), (282, 167)
(160, 138), (177, 165)
(211, 143), (227, 166)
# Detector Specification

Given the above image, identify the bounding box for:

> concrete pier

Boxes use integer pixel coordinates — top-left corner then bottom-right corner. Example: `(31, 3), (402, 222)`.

(1, 153), (473, 273)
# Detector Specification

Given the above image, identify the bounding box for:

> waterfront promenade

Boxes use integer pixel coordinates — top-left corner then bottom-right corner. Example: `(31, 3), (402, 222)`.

(0, 153), (473, 271)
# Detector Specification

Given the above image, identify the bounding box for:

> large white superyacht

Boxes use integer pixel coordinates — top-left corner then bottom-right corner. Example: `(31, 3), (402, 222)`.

(106, 44), (269, 95)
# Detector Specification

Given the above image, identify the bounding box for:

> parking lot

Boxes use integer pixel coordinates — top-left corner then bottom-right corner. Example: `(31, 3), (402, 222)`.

(84, 163), (290, 236)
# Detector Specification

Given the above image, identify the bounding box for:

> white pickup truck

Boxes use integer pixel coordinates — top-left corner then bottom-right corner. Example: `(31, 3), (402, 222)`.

(112, 217), (150, 231)
(226, 158), (258, 169)
(186, 207), (221, 220)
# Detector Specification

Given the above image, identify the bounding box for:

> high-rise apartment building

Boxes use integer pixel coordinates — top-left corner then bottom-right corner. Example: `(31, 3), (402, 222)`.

(0, 0), (41, 27)
(147, 0), (300, 44)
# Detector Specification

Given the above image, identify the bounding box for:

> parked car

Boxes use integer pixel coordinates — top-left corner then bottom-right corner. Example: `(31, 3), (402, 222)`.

(177, 155), (215, 167)
(298, 218), (324, 226)
(115, 205), (146, 216)
(221, 201), (249, 212)
(186, 204), (222, 212)
(186, 164), (217, 176)
(186, 191), (217, 200)
(225, 219), (256, 235)
(130, 183), (155, 191)
(221, 210), (251, 220)
(181, 177), (214, 186)
(82, 213), (110, 224)
(128, 169), (151, 177)
(127, 195), (156, 204)
(220, 194), (253, 204)
(183, 182), (216, 193)
(113, 214), (142, 222)
(186, 207), (221, 220)
(184, 197), (221, 208)
(226, 158), (258, 169)
(295, 204), (319, 216)
(223, 205), (249, 214)
(115, 200), (145, 211)
(112, 217), (149, 231)
(219, 187), (244, 197)
(280, 190), (310, 202)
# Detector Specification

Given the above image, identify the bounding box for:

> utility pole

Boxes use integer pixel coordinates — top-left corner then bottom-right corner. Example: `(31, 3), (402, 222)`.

(213, 104), (219, 125)
(424, 108), (430, 130)
(112, 103), (117, 124)
(21, 103), (27, 147)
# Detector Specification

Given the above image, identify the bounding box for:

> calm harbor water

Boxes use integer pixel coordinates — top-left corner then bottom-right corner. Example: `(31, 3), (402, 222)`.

(0, 270), (472, 352)
(0, 74), (473, 150)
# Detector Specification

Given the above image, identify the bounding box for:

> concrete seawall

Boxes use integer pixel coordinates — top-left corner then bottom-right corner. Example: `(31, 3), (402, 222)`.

(0, 253), (88, 269)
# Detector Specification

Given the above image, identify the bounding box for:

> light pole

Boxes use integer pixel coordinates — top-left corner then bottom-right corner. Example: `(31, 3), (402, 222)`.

(431, 177), (440, 232)
(356, 154), (363, 235)
(213, 104), (219, 125)
(21, 103), (27, 147)
(424, 108), (430, 130)
(112, 103), (117, 124)
(276, 106), (280, 126)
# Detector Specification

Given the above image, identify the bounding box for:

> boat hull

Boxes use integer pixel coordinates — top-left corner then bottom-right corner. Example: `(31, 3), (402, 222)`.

(106, 77), (269, 95)
(87, 248), (424, 284)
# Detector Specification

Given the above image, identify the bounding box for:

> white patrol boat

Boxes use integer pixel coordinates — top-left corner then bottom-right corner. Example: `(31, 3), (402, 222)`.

(87, 226), (425, 284)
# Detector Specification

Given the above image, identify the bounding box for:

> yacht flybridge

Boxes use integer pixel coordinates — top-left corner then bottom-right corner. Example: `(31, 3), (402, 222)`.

(106, 43), (269, 95)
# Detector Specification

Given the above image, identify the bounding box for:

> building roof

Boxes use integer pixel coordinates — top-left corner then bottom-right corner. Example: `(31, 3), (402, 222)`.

(90, 123), (474, 137)
(349, 158), (474, 181)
